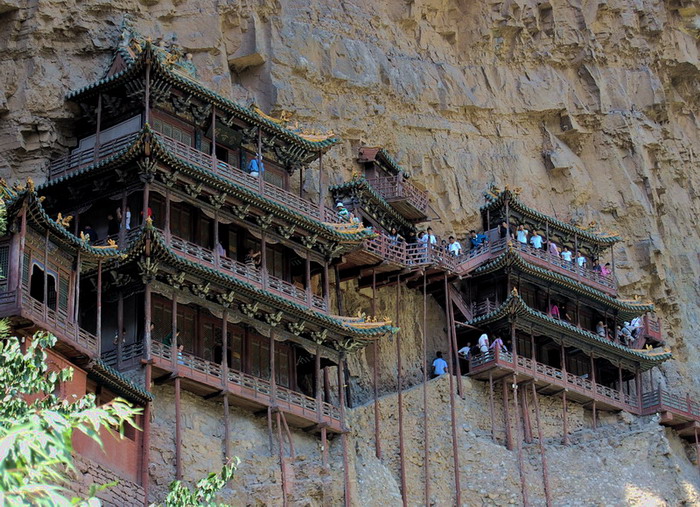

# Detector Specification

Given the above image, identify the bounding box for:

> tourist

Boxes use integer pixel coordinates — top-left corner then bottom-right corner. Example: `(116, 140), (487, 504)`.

(576, 253), (587, 268)
(177, 344), (185, 365)
(592, 260), (602, 272)
(490, 336), (507, 353)
(336, 202), (351, 222)
(106, 213), (119, 237)
(448, 235), (462, 256)
(601, 262), (612, 277)
(82, 224), (97, 244)
(549, 303), (561, 319)
(469, 230), (488, 249)
(516, 224), (529, 245)
(117, 206), (132, 231)
(620, 324), (633, 346)
(245, 247), (261, 269)
(498, 220), (511, 240)
(478, 333), (490, 354)
(548, 241), (560, 258)
(388, 227), (404, 245)
(561, 246), (573, 262)
(630, 316), (644, 337)
(247, 153), (264, 177)
(215, 241), (226, 257)
(457, 343), (472, 360)
(417, 231), (428, 244)
(426, 227), (437, 245)
(432, 351), (448, 378)
(530, 230), (543, 249)
(596, 321), (607, 338)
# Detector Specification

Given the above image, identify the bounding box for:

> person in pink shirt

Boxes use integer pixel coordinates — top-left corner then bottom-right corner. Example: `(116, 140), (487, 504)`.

(549, 303), (560, 319)
(600, 262), (612, 277)
(548, 241), (560, 257)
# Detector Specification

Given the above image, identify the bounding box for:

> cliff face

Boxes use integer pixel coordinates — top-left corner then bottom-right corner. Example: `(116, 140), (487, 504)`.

(2, 0), (700, 504)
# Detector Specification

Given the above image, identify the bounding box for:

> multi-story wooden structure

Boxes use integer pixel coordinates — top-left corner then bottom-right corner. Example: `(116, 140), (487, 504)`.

(0, 26), (396, 504)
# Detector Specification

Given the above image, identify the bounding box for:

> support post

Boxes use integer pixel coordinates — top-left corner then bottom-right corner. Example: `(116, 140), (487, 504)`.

(323, 261), (330, 312)
(521, 384), (533, 443)
(222, 309), (230, 461)
(532, 382), (553, 507)
(261, 230), (268, 290)
(93, 93), (103, 158)
(489, 371), (496, 443)
(338, 355), (352, 507)
(171, 294), (178, 370)
(371, 269), (381, 459)
(144, 61), (151, 125)
(444, 274), (462, 395)
(117, 291), (124, 370)
(144, 283), (152, 361)
(422, 270), (430, 506)
(395, 276), (407, 507)
(318, 151), (325, 221)
(305, 251), (312, 308)
(335, 264), (344, 315)
(175, 376), (182, 480)
(43, 230), (48, 322)
(96, 261), (103, 354)
(211, 106), (217, 172)
(276, 411), (289, 507)
(503, 378), (514, 450)
(513, 376), (530, 506)
(141, 364), (152, 499)
(562, 391), (569, 446)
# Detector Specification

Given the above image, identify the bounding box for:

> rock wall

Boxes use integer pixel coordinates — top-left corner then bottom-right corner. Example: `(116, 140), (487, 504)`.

(69, 455), (145, 506)
(3, 0), (700, 504)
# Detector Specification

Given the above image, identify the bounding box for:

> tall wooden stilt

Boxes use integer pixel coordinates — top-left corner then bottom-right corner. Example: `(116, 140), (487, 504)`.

(395, 276), (407, 506)
(513, 376), (530, 506)
(521, 385), (533, 443)
(96, 260), (102, 355)
(489, 371), (496, 443)
(175, 376), (182, 480)
(503, 378), (514, 450)
(142, 363), (152, 500)
(532, 383), (552, 507)
(372, 268), (381, 459)
(447, 332), (462, 506)
(338, 356), (352, 507)
(562, 390), (569, 446)
(276, 411), (289, 507)
(422, 271), (430, 506)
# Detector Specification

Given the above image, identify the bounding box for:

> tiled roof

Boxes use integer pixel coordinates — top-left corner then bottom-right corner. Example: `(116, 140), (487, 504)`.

(467, 292), (671, 370)
(358, 147), (409, 177)
(87, 359), (153, 405)
(481, 189), (621, 246)
(473, 248), (653, 319)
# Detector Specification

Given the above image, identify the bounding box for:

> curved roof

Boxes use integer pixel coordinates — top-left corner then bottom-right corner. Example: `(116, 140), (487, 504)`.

(481, 189), (621, 247)
(66, 40), (339, 158)
(466, 291), (671, 370)
(86, 359), (153, 405)
(358, 147), (409, 177)
(473, 248), (653, 320)
(39, 127), (376, 250)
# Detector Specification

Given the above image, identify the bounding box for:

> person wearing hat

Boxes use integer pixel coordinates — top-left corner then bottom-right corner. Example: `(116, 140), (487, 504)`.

(336, 202), (351, 222)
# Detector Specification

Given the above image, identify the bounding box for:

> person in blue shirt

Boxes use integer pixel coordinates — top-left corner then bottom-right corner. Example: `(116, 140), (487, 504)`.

(469, 230), (488, 249)
(247, 153), (265, 177)
(530, 231), (544, 249)
(431, 351), (449, 378)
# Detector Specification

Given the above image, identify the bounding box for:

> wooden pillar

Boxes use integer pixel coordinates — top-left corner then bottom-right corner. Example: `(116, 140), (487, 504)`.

(142, 183), (150, 226)
(489, 372), (496, 443)
(618, 365), (623, 393)
(444, 274), (463, 395)
(261, 230), (268, 290)
(93, 93), (103, 158)
(223, 395), (231, 463)
(96, 260), (103, 354)
(43, 230), (48, 321)
(144, 61), (151, 125)
(276, 411), (289, 507)
(164, 190), (171, 244)
(503, 378), (514, 450)
(144, 283), (152, 361)
(590, 355), (597, 429)
(119, 191), (128, 247)
(532, 383), (553, 507)
(561, 344), (569, 445)
(318, 151), (325, 222)
(141, 364), (152, 500)
(611, 245), (616, 279)
(395, 276), (407, 507)
(372, 269), (381, 459)
(257, 128), (264, 194)
(338, 355), (352, 507)
(211, 106), (217, 171)
(334, 265), (344, 315)
(447, 328), (462, 507)
(635, 367), (642, 411)
(270, 330), (276, 403)
(170, 294), (178, 370)
(74, 250), (81, 323)
(117, 291), (124, 370)
(305, 252), (312, 308)
(323, 366), (331, 403)
(314, 346), (322, 423)
(513, 375), (530, 506)
(175, 376), (182, 480)
(521, 384), (533, 443)
(323, 261), (330, 311)
(422, 270), (430, 506)
(213, 211), (220, 268)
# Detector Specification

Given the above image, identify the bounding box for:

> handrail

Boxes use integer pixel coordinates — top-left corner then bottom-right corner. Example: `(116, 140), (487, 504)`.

(151, 341), (340, 420)
(49, 133), (140, 180)
(366, 175), (429, 214)
(165, 231), (326, 312)
(154, 133), (341, 224)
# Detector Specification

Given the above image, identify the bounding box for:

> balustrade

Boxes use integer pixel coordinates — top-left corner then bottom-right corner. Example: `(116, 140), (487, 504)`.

(164, 230), (326, 312)
(151, 341), (341, 422)
(48, 133), (140, 180)
(366, 175), (429, 214)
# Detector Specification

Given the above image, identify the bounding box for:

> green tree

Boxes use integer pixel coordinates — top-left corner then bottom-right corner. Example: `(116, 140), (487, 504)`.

(153, 460), (238, 507)
(0, 327), (139, 506)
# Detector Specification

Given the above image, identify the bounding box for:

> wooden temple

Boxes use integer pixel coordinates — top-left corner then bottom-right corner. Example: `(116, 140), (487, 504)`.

(0, 22), (698, 506)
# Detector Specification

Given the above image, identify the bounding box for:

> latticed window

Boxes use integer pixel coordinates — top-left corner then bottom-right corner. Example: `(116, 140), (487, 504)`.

(152, 118), (192, 146)
(58, 277), (69, 313)
(0, 245), (9, 289)
(22, 252), (30, 286)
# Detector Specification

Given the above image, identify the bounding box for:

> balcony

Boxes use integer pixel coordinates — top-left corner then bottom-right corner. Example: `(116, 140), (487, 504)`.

(0, 284), (99, 357)
(164, 231), (327, 312)
(469, 349), (639, 412)
(367, 175), (429, 221)
(48, 131), (341, 225)
(642, 389), (700, 435)
(151, 341), (342, 432)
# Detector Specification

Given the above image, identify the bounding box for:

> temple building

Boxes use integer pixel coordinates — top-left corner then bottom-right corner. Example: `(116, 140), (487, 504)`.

(0, 22), (698, 506)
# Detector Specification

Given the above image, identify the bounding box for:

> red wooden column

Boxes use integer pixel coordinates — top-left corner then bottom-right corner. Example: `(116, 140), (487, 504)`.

(422, 270), (430, 506)
(164, 190), (171, 245)
(144, 61), (151, 125)
(503, 378), (514, 450)
(561, 344), (569, 445)
(513, 375), (530, 506)
(372, 269), (381, 459)
(171, 294), (178, 370)
(43, 229), (49, 321)
(318, 151), (325, 221)
(96, 260), (103, 355)
(175, 376), (182, 480)
(117, 291), (124, 370)
(591, 355), (597, 428)
(532, 382), (553, 507)
(74, 250), (81, 326)
(305, 251), (312, 308)
(93, 93), (103, 159)
(260, 229), (268, 290)
(211, 106), (217, 172)
(338, 355), (352, 507)
(488, 372), (496, 443)
(323, 261), (330, 311)
(395, 276), (407, 507)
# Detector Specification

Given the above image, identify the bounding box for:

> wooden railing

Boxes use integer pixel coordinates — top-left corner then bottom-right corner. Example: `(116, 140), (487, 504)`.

(469, 349), (639, 410)
(154, 133), (341, 224)
(166, 232), (327, 312)
(0, 284), (100, 356)
(642, 388), (700, 419)
(48, 133), (140, 180)
(642, 314), (663, 343)
(151, 341), (340, 421)
(101, 341), (144, 369)
(507, 240), (616, 292)
(367, 175), (429, 214)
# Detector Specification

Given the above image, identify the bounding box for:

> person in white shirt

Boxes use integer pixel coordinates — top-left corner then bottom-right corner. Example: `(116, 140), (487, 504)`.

(576, 254), (586, 268)
(530, 231), (543, 249)
(448, 236), (462, 256)
(478, 333), (490, 354)
(432, 351), (448, 378)
(516, 225), (529, 244)
(561, 247), (573, 262)
(457, 343), (472, 360)
(426, 227), (437, 245)
(417, 231), (428, 243)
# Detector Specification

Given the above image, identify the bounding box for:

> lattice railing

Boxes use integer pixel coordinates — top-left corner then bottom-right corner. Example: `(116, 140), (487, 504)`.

(152, 341), (340, 421)
(49, 133), (139, 180)
(366, 175), (429, 214)
(155, 133), (333, 222)
(643, 388), (700, 418)
(102, 341), (144, 368)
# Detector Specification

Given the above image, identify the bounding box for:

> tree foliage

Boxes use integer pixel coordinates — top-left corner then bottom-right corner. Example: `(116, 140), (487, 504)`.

(0, 327), (139, 506)
(152, 460), (238, 507)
